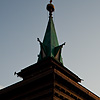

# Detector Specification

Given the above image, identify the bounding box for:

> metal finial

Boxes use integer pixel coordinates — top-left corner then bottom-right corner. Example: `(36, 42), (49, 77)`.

(50, 0), (52, 4)
(47, 0), (55, 17)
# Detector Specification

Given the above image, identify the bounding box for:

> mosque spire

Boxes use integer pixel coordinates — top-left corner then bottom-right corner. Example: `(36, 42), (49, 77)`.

(37, 0), (65, 64)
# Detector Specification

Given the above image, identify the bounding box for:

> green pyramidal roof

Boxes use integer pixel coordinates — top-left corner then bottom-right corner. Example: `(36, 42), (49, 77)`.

(38, 17), (65, 64)
(43, 17), (59, 56)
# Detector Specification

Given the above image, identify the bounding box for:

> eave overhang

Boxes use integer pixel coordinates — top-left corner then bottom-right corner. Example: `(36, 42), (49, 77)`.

(17, 57), (81, 83)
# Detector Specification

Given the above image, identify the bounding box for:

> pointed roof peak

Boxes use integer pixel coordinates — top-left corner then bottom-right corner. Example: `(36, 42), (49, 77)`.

(37, 1), (65, 64)
(38, 16), (65, 64)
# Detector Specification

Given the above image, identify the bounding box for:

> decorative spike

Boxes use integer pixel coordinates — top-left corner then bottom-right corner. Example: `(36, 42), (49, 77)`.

(37, 38), (41, 43)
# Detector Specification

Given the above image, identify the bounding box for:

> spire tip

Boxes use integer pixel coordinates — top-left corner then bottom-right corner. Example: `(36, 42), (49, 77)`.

(50, 0), (52, 4)
(47, 0), (55, 17)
